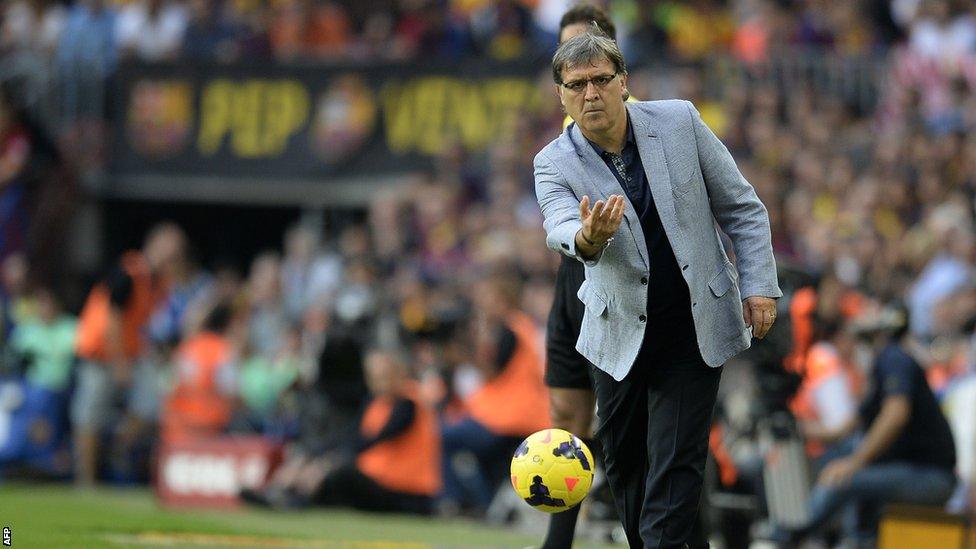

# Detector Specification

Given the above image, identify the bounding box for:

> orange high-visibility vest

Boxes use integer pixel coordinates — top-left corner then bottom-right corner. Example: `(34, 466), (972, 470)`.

(789, 343), (861, 457)
(784, 286), (817, 374)
(76, 251), (155, 362)
(161, 332), (234, 443)
(357, 383), (441, 496)
(466, 312), (550, 437)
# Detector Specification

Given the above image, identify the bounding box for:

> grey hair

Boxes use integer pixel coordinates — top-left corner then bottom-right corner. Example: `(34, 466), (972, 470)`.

(552, 31), (627, 85)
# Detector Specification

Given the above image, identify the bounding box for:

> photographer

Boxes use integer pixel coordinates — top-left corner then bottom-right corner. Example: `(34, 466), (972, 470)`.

(776, 305), (957, 544)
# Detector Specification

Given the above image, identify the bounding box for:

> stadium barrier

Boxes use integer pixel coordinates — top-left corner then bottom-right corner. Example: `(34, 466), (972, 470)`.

(155, 436), (283, 508)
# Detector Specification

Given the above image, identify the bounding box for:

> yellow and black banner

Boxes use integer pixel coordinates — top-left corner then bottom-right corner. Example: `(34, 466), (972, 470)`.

(113, 60), (546, 181)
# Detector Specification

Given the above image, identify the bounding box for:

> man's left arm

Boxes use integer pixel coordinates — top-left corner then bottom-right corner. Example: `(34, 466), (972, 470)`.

(686, 102), (782, 335)
(819, 395), (910, 487)
(819, 356), (914, 487)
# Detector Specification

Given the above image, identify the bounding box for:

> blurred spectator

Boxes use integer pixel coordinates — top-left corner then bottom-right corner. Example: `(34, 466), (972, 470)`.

(0, 86), (31, 263)
(242, 347), (440, 514)
(301, 317), (369, 456)
(907, 208), (973, 339)
(181, 0), (241, 63)
(181, 256), (244, 337)
(235, 322), (300, 432)
(55, 0), (116, 168)
(56, 0), (117, 79)
(439, 272), (548, 515)
(224, 0), (272, 59)
(333, 257), (379, 328)
(0, 286), (75, 476)
(116, 0), (189, 62)
(269, 0), (352, 61)
(790, 315), (864, 465)
(663, 0), (736, 61)
(469, 0), (531, 59)
(71, 222), (177, 486)
(1, 253), (33, 342)
(0, 0), (67, 55)
(245, 251), (287, 358)
(6, 286), (76, 395)
(146, 230), (211, 347)
(160, 303), (237, 444)
(280, 223), (341, 322)
(942, 363), (976, 514)
(905, 0), (976, 62)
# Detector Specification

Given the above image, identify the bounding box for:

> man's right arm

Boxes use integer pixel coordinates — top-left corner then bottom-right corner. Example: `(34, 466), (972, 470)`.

(574, 230), (603, 260)
(534, 152), (605, 265)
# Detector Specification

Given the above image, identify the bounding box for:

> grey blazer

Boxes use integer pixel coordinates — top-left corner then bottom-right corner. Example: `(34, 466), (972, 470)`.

(534, 100), (782, 381)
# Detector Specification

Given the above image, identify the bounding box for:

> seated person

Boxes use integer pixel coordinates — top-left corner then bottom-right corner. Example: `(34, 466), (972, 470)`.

(777, 307), (957, 544)
(0, 287), (76, 472)
(160, 305), (237, 444)
(242, 347), (440, 514)
(440, 276), (550, 514)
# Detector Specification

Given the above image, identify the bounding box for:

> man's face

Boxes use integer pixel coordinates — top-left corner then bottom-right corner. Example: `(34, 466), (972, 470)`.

(557, 56), (627, 135)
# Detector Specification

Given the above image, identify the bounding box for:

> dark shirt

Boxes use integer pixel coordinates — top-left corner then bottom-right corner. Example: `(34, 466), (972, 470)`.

(182, 19), (240, 62)
(355, 397), (416, 453)
(106, 265), (134, 308)
(585, 116), (699, 363)
(859, 343), (956, 471)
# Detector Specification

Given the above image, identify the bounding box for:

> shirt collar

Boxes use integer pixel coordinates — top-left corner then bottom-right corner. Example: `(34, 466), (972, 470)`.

(585, 111), (635, 157)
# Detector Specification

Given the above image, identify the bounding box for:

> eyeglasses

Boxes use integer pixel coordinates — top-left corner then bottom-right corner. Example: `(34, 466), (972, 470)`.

(560, 73), (618, 93)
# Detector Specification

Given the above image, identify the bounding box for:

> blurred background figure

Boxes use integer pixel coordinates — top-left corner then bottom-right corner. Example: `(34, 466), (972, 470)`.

(439, 272), (549, 516)
(0, 286), (75, 477)
(242, 347), (440, 514)
(115, 0), (188, 62)
(160, 303), (237, 445)
(0, 85), (31, 264)
(70, 222), (179, 486)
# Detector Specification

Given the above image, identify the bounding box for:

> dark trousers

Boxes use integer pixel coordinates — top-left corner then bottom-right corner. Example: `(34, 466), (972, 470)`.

(314, 463), (433, 515)
(440, 417), (522, 510)
(591, 357), (721, 548)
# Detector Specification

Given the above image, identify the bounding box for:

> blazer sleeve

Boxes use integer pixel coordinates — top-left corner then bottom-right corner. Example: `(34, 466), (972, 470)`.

(686, 101), (782, 300)
(534, 150), (604, 266)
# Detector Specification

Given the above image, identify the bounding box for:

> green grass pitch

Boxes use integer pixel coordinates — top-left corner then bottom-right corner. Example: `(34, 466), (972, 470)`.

(0, 483), (617, 548)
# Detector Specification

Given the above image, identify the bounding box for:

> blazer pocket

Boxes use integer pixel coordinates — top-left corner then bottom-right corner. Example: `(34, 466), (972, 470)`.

(672, 172), (701, 198)
(708, 265), (734, 298)
(577, 280), (608, 317)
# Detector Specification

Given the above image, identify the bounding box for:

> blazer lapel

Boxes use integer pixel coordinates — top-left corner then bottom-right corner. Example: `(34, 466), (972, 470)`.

(633, 114), (679, 249)
(569, 123), (649, 269)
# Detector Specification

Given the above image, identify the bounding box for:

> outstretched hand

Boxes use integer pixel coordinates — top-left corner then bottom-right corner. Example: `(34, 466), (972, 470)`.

(580, 194), (625, 246)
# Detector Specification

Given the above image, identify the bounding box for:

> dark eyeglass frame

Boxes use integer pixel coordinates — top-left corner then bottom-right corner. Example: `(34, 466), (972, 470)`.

(560, 73), (618, 93)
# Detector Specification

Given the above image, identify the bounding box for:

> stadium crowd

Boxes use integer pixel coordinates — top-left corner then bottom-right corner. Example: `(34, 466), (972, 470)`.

(0, 0), (972, 64)
(1, 0), (976, 544)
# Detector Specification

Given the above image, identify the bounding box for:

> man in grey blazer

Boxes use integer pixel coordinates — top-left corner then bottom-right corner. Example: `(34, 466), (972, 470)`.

(535, 32), (782, 548)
